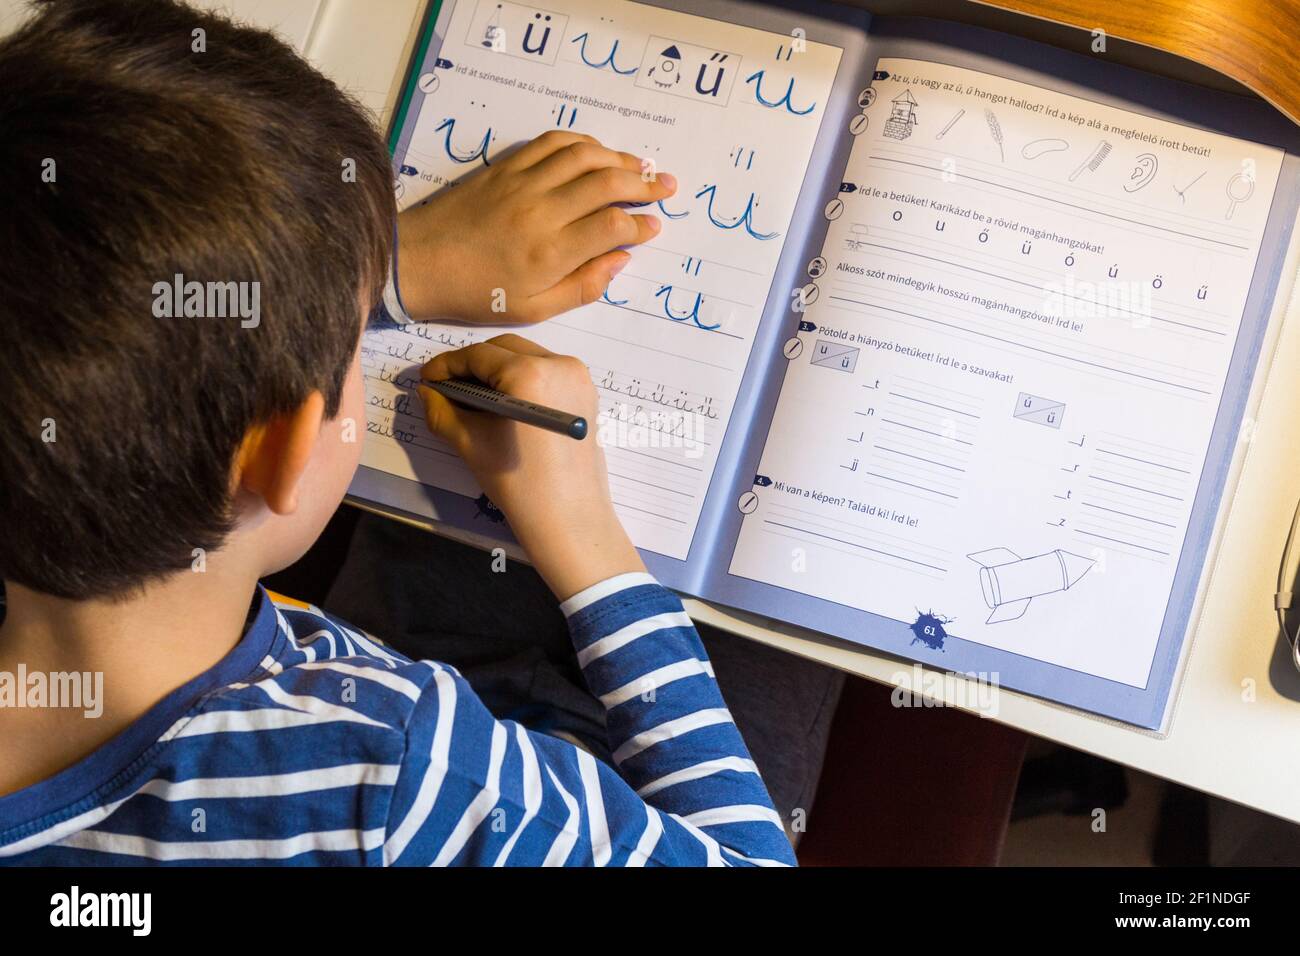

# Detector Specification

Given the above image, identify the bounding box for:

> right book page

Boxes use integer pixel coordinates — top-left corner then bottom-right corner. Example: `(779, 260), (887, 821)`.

(724, 52), (1289, 728)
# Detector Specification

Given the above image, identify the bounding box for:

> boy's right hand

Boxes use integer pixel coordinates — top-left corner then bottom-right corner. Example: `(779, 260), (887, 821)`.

(397, 131), (677, 326)
(417, 335), (645, 601)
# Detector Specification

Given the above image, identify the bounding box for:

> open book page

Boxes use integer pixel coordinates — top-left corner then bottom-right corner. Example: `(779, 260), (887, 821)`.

(357, 0), (853, 563)
(725, 56), (1285, 723)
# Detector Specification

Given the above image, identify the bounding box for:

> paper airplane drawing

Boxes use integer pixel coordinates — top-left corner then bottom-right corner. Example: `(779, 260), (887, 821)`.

(967, 547), (1095, 624)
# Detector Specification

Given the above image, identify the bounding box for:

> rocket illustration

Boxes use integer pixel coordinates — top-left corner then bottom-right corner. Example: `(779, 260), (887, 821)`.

(647, 45), (683, 90)
(967, 547), (1095, 624)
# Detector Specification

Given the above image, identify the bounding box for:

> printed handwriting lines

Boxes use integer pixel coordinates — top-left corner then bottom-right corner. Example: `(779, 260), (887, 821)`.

(873, 444), (967, 473)
(872, 434), (969, 470)
(548, 319), (736, 372)
(1095, 447), (1191, 475)
(619, 270), (759, 312)
(848, 278), (1219, 390)
(888, 390), (982, 420)
(1094, 430), (1199, 470)
(598, 386), (719, 422)
(869, 223), (1235, 328)
(607, 470), (696, 499)
(643, 242), (769, 279)
(762, 521), (949, 575)
(864, 472), (961, 503)
(1086, 465), (1190, 502)
(613, 499), (689, 527)
(1079, 467), (1184, 560)
(848, 238), (1228, 337)
(1071, 530), (1175, 561)
(893, 373), (984, 406)
(853, 280), (1218, 392)
(591, 299), (746, 340)
(768, 501), (954, 557)
(606, 444), (705, 473)
(1078, 501), (1177, 530)
(828, 295), (1214, 397)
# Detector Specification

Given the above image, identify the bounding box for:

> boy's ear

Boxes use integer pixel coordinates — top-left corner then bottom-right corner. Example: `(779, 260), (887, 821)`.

(235, 392), (327, 515)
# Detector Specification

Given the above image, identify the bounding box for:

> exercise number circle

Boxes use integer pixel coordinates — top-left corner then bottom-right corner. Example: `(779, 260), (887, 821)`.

(824, 198), (844, 220)
(807, 256), (826, 278)
(857, 88), (876, 109)
(849, 114), (869, 136)
(782, 337), (803, 359)
(418, 73), (439, 94)
(737, 492), (759, 514)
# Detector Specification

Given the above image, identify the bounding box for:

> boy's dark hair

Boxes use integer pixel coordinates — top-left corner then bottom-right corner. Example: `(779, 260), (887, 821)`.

(0, 0), (395, 599)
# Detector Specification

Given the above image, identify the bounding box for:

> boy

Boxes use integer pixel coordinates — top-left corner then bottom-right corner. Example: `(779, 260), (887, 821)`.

(0, 0), (796, 865)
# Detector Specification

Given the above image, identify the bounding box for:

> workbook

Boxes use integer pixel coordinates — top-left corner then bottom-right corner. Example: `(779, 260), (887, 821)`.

(350, 0), (1300, 730)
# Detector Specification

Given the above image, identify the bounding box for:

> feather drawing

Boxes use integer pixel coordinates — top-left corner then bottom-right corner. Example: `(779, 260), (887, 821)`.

(984, 109), (1004, 162)
(1069, 140), (1113, 182)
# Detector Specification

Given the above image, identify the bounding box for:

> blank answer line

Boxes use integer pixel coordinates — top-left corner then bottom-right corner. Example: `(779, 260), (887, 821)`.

(646, 242), (767, 278)
(1088, 474), (1185, 501)
(764, 520), (947, 572)
(888, 391), (980, 419)
(1096, 448), (1192, 474)
(614, 501), (687, 524)
(874, 444), (967, 472)
(596, 301), (746, 340)
(551, 320), (734, 372)
(1076, 529), (1171, 556)
(865, 472), (960, 499)
(768, 504), (953, 558)
(608, 471), (694, 498)
(881, 417), (974, 446)
(608, 445), (704, 472)
(1095, 431), (1198, 461)
(1079, 501), (1178, 528)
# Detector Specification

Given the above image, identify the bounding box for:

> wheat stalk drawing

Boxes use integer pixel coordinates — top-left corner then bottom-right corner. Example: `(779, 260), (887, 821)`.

(985, 109), (1005, 162)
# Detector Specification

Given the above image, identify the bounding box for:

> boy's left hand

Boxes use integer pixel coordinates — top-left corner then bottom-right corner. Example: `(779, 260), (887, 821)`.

(395, 131), (677, 325)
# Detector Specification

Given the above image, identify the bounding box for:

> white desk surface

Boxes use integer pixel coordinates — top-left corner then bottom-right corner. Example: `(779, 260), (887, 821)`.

(8, 0), (1294, 824)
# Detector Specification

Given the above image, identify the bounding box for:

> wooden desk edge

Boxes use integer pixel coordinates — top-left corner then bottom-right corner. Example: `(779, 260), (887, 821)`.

(976, 0), (1300, 127)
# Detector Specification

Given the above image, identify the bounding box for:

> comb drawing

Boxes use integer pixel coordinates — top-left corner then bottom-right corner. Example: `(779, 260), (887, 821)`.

(1069, 140), (1112, 182)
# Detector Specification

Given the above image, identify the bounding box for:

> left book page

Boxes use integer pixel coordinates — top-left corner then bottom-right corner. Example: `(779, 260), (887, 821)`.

(355, 0), (845, 562)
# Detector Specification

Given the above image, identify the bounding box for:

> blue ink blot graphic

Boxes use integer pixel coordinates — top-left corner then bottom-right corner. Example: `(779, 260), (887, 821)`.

(474, 494), (506, 524)
(909, 610), (952, 651)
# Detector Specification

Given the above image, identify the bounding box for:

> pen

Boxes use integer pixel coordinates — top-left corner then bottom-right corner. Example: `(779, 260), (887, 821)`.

(419, 378), (588, 440)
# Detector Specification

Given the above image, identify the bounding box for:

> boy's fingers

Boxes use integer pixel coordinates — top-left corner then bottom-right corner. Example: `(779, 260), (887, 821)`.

(498, 130), (598, 172)
(560, 209), (660, 266)
(528, 142), (648, 192)
(421, 340), (518, 388)
(526, 251), (630, 319)
(484, 333), (554, 357)
(417, 384), (477, 452)
(551, 168), (677, 222)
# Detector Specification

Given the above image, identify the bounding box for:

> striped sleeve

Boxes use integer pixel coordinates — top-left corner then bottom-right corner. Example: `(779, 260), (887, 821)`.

(382, 574), (796, 867)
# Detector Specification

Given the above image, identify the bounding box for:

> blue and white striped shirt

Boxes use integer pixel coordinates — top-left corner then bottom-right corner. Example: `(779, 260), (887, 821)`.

(0, 573), (795, 866)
